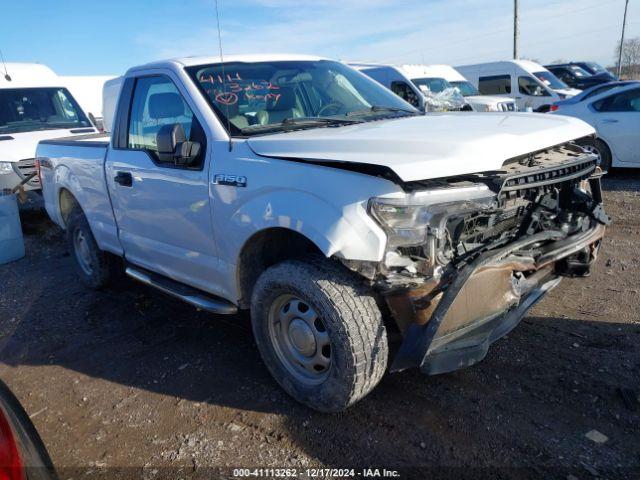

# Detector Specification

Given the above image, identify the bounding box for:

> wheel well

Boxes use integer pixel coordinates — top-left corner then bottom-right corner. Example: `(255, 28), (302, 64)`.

(578, 136), (613, 168)
(59, 188), (80, 227)
(237, 228), (325, 309)
(594, 137), (612, 157)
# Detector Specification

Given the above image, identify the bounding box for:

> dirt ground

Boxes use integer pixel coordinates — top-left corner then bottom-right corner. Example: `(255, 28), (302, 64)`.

(0, 172), (639, 479)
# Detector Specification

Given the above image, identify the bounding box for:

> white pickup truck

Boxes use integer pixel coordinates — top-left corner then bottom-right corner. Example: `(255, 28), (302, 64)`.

(37, 54), (609, 412)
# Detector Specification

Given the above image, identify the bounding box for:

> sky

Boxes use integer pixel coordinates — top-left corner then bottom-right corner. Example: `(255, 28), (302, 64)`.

(1, 0), (638, 76)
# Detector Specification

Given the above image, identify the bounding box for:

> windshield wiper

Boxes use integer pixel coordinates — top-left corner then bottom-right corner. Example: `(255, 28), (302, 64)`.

(241, 116), (362, 135)
(346, 105), (417, 117)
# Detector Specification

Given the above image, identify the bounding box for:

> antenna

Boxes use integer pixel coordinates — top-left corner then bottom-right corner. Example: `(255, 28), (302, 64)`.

(214, 0), (233, 151)
(0, 48), (11, 82)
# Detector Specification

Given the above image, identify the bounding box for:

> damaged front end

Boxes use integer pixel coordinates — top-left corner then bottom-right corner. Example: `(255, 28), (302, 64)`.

(347, 142), (610, 375)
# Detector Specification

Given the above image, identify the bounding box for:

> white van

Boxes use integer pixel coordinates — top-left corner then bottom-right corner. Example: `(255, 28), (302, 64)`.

(0, 63), (97, 192)
(59, 75), (115, 131)
(348, 62), (468, 112)
(457, 60), (581, 112)
(401, 64), (516, 112)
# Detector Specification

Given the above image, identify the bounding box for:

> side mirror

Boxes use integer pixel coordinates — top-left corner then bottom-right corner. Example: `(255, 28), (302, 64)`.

(156, 124), (201, 167)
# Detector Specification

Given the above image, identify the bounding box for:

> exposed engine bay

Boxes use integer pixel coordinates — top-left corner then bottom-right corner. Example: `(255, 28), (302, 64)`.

(367, 142), (609, 286)
(342, 141), (610, 374)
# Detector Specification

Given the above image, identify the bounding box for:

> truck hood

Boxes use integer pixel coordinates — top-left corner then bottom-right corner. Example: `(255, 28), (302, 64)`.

(246, 113), (595, 182)
(0, 128), (96, 163)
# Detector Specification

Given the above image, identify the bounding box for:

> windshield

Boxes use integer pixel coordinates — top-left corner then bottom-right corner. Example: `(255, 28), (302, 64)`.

(186, 60), (417, 136)
(0, 87), (91, 134)
(411, 77), (453, 94)
(450, 80), (479, 96)
(568, 65), (591, 78)
(533, 71), (569, 90)
(583, 62), (608, 75)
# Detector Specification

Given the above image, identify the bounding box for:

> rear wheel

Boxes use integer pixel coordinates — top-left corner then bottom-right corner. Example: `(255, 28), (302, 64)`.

(578, 137), (612, 172)
(250, 258), (388, 412)
(66, 207), (120, 289)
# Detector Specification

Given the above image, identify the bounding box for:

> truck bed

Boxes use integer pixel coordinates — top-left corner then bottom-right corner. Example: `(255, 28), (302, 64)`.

(37, 134), (122, 256)
(38, 132), (110, 147)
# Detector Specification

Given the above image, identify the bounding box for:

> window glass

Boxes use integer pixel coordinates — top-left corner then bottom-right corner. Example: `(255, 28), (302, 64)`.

(568, 66), (590, 78)
(0, 88), (91, 134)
(411, 77), (452, 94)
(532, 71), (568, 90)
(128, 76), (198, 158)
(450, 81), (479, 97)
(583, 84), (619, 100)
(595, 88), (640, 112)
(478, 75), (511, 95)
(391, 81), (420, 107)
(583, 62), (607, 75)
(551, 68), (573, 84)
(518, 76), (550, 96)
(186, 60), (417, 136)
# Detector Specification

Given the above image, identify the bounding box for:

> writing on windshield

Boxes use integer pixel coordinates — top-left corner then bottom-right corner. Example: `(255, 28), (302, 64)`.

(199, 73), (282, 106)
(187, 60), (416, 136)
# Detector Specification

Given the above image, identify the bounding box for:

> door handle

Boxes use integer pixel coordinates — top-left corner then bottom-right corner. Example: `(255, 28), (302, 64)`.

(602, 118), (619, 123)
(114, 171), (133, 187)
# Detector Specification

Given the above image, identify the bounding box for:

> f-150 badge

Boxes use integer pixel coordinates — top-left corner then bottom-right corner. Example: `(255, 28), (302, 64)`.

(212, 174), (247, 187)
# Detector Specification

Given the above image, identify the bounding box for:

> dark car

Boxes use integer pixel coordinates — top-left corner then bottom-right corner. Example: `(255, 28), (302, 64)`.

(545, 63), (612, 90)
(573, 61), (618, 81)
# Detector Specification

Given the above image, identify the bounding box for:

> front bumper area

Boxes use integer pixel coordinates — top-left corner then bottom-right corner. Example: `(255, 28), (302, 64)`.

(387, 222), (606, 374)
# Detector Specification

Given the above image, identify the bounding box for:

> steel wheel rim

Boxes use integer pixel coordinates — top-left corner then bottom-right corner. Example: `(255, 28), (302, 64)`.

(267, 294), (331, 385)
(582, 144), (603, 166)
(73, 229), (94, 276)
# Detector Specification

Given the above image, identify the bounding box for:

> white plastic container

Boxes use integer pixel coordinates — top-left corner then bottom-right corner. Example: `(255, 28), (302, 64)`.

(0, 192), (25, 264)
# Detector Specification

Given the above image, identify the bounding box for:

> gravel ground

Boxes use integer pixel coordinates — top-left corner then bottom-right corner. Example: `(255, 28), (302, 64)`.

(0, 172), (638, 479)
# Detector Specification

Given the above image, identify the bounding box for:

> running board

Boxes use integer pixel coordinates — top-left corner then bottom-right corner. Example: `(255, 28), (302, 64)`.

(125, 266), (237, 315)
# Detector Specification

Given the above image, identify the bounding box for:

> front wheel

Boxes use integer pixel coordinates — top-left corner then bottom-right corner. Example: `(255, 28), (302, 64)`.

(578, 137), (612, 172)
(250, 258), (388, 412)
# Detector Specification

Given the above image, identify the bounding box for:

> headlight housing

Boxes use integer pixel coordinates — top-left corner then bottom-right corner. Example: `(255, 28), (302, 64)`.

(369, 185), (497, 250)
(0, 162), (14, 175)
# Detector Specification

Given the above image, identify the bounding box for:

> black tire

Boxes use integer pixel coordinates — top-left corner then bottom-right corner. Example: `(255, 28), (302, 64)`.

(66, 206), (119, 289)
(250, 257), (388, 412)
(578, 137), (612, 172)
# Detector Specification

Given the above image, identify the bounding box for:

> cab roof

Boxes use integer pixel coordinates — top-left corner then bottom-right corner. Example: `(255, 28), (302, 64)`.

(127, 54), (329, 74)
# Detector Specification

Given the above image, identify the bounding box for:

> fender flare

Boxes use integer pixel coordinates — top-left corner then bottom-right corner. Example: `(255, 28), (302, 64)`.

(228, 189), (386, 263)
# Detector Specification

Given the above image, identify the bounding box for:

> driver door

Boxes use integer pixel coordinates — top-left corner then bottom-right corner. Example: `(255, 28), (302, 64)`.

(105, 74), (219, 294)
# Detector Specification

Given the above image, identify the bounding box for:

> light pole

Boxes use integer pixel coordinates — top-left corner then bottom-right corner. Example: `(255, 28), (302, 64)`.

(617, 0), (630, 78)
(514, 0), (520, 59)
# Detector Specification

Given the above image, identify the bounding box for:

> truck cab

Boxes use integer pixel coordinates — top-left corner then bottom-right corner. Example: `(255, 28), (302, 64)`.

(0, 63), (97, 192)
(37, 55), (608, 412)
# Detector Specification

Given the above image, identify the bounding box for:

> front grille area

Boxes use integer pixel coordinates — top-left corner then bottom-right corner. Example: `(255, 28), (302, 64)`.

(499, 156), (596, 201)
(498, 102), (516, 112)
(13, 158), (40, 187)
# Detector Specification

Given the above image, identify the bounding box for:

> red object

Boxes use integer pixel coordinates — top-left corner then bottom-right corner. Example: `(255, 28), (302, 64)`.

(550, 104), (559, 112)
(0, 407), (24, 480)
